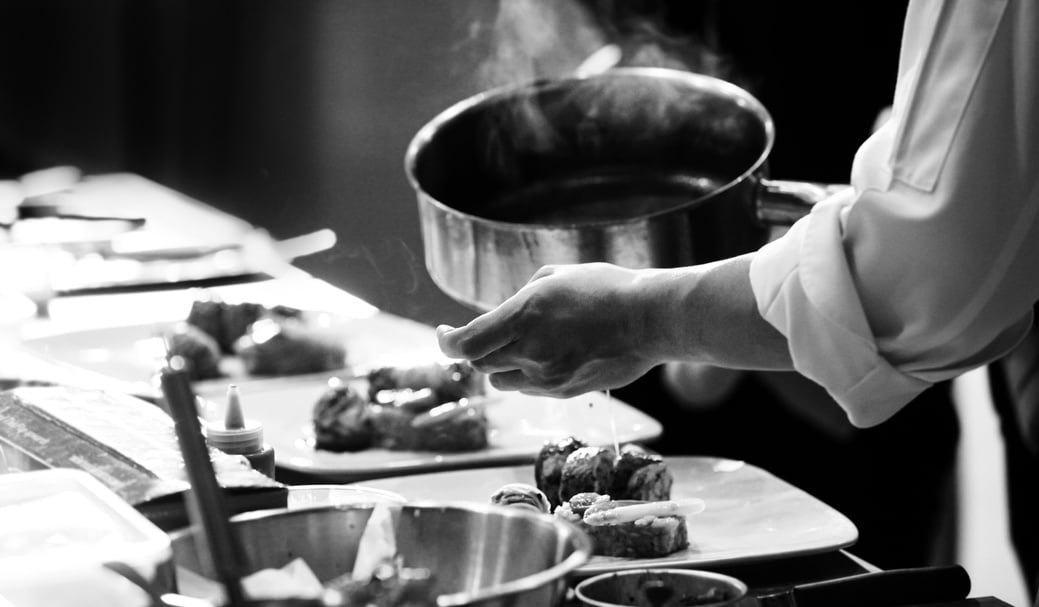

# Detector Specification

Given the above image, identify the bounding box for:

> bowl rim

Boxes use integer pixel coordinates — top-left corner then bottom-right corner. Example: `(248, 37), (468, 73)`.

(286, 483), (407, 506)
(573, 567), (749, 607)
(169, 501), (593, 607)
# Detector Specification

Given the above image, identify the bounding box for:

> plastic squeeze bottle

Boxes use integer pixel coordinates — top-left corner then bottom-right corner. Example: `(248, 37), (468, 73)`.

(206, 384), (276, 478)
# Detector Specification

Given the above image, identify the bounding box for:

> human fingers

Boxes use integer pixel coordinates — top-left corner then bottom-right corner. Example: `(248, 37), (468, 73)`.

(526, 264), (558, 283)
(469, 341), (526, 374)
(487, 368), (589, 399)
(436, 273), (548, 359)
(486, 369), (529, 393)
(436, 311), (518, 361)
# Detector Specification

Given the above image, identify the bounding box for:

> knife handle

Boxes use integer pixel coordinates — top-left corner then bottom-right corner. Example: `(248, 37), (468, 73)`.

(790, 565), (970, 607)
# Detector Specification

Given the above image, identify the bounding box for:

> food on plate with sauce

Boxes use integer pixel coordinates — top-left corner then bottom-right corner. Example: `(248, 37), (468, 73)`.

(537, 437), (673, 507)
(312, 361), (488, 453)
(492, 435), (701, 559)
(557, 493), (693, 559)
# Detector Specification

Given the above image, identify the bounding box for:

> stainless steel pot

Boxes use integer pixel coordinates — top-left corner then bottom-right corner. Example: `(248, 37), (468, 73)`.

(406, 67), (842, 312)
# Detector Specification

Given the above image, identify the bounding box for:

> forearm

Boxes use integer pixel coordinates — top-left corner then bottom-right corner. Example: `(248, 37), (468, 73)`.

(636, 253), (793, 370)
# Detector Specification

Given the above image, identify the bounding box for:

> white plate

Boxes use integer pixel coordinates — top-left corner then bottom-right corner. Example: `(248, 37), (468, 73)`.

(200, 381), (660, 480)
(20, 305), (409, 400)
(359, 457), (859, 574)
(20, 311), (663, 481)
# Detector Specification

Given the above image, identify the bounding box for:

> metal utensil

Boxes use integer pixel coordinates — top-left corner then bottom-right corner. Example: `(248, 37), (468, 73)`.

(159, 355), (249, 606)
(752, 565), (971, 607)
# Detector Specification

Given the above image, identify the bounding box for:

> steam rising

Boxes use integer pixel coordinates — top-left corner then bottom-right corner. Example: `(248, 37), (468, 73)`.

(471, 0), (737, 174)
(477, 0), (730, 87)
(475, 0), (608, 89)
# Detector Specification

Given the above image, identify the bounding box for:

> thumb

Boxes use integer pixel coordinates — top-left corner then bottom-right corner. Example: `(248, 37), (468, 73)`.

(436, 324), (462, 358)
(436, 305), (520, 359)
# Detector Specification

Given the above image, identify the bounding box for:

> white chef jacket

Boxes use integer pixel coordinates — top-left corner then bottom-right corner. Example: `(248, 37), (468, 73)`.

(749, 0), (1039, 427)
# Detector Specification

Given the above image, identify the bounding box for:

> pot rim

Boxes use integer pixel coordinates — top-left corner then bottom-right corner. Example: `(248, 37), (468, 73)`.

(404, 66), (776, 230)
(574, 567), (749, 607)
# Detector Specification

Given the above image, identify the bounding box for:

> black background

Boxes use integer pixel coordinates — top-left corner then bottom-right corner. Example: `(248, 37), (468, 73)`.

(0, 1), (907, 328)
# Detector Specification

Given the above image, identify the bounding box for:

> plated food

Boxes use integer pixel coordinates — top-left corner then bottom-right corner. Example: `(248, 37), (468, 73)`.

(185, 296), (303, 354)
(492, 436), (700, 559)
(165, 294), (495, 457)
(361, 456), (858, 573)
(312, 361), (489, 453)
(534, 437), (674, 508)
(163, 323), (223, 381)
(556, 494), (694, 559)
(20, 292), (663, 478)
(163, 293), (347, 381)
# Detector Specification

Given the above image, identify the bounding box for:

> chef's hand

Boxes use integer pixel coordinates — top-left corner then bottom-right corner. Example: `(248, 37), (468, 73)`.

(436, 263), (663, 397)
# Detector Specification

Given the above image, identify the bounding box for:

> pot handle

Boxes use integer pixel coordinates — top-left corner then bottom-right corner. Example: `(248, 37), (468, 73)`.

(756, 178), (851, 226)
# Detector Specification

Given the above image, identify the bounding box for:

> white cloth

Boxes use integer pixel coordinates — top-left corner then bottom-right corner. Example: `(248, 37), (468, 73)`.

(749, 0), (1039, 427)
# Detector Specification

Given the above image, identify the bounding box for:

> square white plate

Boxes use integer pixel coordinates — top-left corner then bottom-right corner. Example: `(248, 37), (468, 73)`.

(360, 457), (859, 575)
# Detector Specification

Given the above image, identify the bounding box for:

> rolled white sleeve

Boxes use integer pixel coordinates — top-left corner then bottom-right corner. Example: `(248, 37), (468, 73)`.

(750, 0), (1039, 427)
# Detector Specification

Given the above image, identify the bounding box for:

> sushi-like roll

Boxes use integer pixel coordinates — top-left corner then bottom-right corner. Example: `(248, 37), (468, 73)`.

(490, 483), (552, 513)
(184, 299), (226, 350)
(234, 318), (347, 376)
(311, 378), (491, 454)
(558, 446), (615, 501)
(217, 301), (268, 354)
(408, 400), (489, 452)
(610, 443), (672, 501)
(558, 495), (690, 559)
(186, 296), (303, 354)
(163, 322), (223, 381)
(312, 381), (373, 452)
(366, 403), (419, 450)
(535, 436), (588, 509)
(366, 361), (484, 403)
(624, 462), (673, 502)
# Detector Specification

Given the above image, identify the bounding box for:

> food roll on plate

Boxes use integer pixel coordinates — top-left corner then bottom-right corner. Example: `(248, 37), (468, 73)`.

(535, 436), (588, 510)
(311, 361), (489, 454)
(366, 360), (484, 403)
(492, 435), (699, 559)
(536, 436), (675, 506)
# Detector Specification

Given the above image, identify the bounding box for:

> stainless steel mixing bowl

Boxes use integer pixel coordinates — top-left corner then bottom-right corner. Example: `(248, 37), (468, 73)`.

(170, 501), (592, 607)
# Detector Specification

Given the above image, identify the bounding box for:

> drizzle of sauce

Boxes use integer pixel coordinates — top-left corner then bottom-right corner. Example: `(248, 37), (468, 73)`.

(605, 389), (620, 458)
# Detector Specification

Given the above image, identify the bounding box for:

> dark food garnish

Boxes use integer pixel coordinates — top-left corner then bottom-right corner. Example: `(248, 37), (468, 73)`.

(534, 436), (588, 509)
